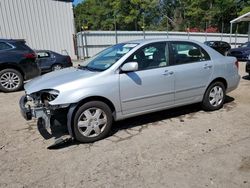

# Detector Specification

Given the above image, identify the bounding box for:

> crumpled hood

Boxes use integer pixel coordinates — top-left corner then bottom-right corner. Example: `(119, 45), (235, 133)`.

(24, 67), (98, 94)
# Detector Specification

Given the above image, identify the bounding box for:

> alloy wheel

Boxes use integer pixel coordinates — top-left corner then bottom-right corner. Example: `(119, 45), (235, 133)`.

(0, 71), (20, 90)
(209, 86), (224, 107)
(52, 65), (62, 71)
(77, 108), (107, 137)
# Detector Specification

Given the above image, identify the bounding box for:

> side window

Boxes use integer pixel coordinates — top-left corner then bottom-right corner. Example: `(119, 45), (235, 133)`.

(37, 52), (50, 58)
(170, 42), (210, 65)
(125, 42), (169, 71)
(0, 42), (12, 51)
(221, 42), (229, 48)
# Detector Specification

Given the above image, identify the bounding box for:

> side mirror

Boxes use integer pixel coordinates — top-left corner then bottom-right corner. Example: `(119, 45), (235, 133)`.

(121, 62), (138, 72)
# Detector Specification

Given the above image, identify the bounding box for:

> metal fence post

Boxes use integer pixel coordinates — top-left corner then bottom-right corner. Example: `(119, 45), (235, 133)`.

(221, 22), (224, 41)
(80, 31), (85, 59)
(83, 30), (89, 58)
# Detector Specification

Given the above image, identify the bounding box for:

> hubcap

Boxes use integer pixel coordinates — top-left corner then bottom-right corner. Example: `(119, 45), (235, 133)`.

(0, 72), (20, 90)
(77, 108), (107, 137)
(53, 65), (62, 71)
(209, 86), (224, 107)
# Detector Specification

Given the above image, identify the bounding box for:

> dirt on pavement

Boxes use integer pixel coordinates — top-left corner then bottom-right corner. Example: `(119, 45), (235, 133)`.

(0, 62), (250, 188)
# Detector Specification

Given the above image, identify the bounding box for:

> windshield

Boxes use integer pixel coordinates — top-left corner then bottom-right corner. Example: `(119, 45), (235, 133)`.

(81, 43), (138, 71)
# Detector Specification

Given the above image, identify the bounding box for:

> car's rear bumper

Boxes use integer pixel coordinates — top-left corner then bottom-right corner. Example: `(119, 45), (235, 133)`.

(227, 74), (241, 93)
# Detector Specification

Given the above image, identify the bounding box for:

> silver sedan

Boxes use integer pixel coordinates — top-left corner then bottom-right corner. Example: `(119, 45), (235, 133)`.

(19, 39), (240, 143)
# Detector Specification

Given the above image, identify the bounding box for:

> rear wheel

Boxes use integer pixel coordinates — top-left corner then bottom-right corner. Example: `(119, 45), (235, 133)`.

(0, 69), (23, 92)
(202, 82), (225, 111)
(51, 64), (62, 71)
(73, 101), (113, 143)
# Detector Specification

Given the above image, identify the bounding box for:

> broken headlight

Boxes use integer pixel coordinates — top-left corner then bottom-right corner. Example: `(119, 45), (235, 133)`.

(40, 89), (59, 103)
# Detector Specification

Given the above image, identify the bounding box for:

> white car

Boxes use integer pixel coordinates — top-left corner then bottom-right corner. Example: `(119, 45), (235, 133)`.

(19, 39), (240, 143)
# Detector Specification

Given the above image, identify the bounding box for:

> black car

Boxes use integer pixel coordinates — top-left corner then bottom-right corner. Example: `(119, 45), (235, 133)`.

(204, 41), (231, 55)
(246, 56), (250, 76)
(36, 50), (72, 73)
(227, 42), (250, 61)
(0, 39), (40, 92)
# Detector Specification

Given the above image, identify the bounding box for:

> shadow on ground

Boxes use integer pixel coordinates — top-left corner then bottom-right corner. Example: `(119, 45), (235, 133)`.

(47, 96), (235, 149)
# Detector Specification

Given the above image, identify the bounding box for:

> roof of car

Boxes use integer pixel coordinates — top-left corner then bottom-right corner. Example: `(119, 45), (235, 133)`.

(126, 38), (204, 45)
(0, 38), (26, 43)
(205, 40), (229, 43)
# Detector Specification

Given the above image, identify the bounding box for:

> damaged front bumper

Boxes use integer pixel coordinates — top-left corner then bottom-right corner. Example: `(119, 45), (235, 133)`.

(19, 94), (76, 141)
(19, 95), (52, 129)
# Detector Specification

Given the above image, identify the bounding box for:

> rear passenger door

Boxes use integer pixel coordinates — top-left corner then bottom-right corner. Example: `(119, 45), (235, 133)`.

(37, 51), (52, 70)
(169, 41), (213, 105)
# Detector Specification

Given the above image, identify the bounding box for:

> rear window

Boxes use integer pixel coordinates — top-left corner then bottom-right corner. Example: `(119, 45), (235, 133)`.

(0, 42), (13, 50)
(15, 42), (33, 51)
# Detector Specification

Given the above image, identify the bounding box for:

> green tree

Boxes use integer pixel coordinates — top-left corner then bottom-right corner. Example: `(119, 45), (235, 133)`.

(74, 0), (250, 33)
(74, 0), (159, 31)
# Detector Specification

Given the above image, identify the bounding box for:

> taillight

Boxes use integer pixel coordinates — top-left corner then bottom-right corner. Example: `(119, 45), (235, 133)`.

(66, 56), (71, 63)
(235, 60), (239, 69)
(24, 53), (36, 59)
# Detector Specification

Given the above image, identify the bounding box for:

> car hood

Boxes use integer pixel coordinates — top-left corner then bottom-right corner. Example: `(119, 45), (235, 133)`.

(24, 67), (98, 94)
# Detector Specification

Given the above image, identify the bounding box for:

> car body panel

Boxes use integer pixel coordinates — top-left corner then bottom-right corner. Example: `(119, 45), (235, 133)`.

(119, 66), (175, 115)
(171, 59), (213, 105)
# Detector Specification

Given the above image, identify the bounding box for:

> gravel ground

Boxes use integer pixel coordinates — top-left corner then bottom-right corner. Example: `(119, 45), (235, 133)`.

(0, 62), (249, 188)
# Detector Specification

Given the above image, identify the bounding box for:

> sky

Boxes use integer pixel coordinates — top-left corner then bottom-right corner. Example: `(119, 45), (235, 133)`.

(73, 0), (83, 5)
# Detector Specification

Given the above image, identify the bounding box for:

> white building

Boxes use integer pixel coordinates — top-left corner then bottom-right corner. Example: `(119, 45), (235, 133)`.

(0, 0), (76, 58)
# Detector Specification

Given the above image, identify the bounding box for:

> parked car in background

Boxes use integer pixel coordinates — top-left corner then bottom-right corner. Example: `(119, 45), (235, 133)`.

(204, 41), (231, 55)
(246, 55), (250, 76)
(36, 50), (72, 73)
(0, 39), (40, 92)
(227, 42), (250, 61)
(20, 39), (240, 143)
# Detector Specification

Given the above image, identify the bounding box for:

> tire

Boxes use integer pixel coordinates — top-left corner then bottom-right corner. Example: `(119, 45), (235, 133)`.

(51, 64), (62, 71)
(73, 101), (113, 143)
(202, 82), (225, 111)
(0, 68), (23, 92)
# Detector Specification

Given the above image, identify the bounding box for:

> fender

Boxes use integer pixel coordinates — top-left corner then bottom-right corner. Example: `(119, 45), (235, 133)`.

(67, 103), (78, 138)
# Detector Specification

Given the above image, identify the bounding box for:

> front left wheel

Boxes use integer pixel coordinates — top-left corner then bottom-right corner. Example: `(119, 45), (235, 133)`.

(73, 101), (113, 143)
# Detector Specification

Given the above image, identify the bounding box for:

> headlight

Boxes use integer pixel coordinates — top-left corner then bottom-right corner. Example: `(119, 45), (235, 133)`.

(40, 89), (59, 102)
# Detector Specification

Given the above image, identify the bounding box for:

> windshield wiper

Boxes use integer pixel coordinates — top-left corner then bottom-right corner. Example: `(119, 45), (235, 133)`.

(79, 66), (103, 72)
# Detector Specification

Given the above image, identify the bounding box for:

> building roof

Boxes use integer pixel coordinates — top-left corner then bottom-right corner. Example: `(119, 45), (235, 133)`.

(230, 12), (250, 23)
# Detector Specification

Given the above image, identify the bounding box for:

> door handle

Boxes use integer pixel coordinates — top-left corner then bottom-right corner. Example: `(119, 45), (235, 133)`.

(203, 64), (213, 69)
(163, 70), (174, 76)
